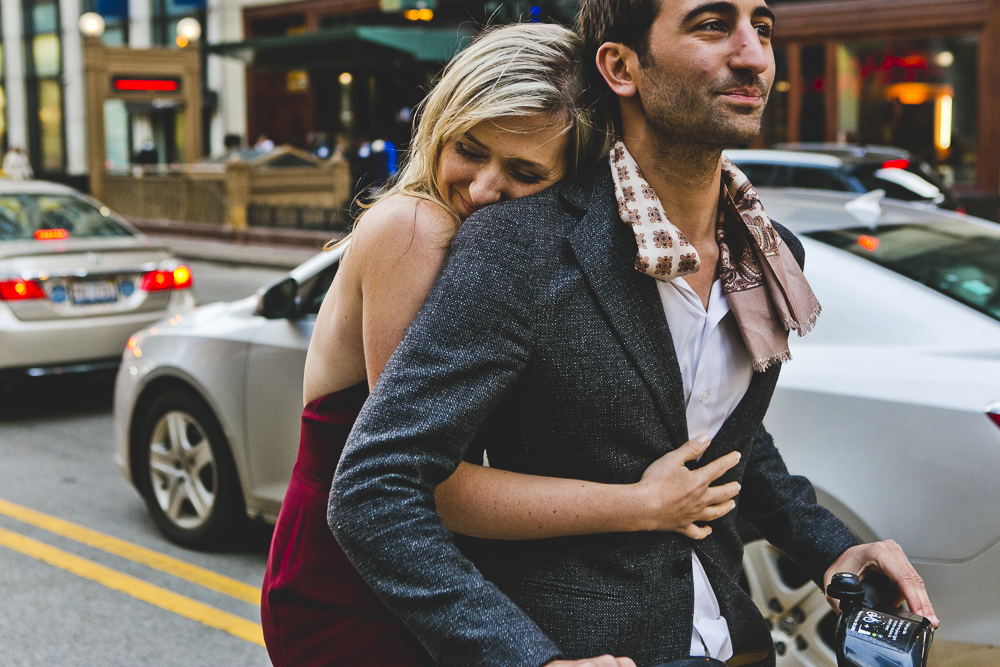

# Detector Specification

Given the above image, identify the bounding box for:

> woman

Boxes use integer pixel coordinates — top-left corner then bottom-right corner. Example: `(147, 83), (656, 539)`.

(262, 23), (742, 667)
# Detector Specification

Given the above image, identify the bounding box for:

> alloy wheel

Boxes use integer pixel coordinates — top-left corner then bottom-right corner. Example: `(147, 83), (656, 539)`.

(742, 540), (838, 667)
(148, 410), (218, 531)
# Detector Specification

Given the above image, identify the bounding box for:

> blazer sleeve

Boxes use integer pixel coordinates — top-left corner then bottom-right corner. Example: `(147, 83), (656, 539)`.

(329, 201), (563, 667)
(737, 424), (861, 586)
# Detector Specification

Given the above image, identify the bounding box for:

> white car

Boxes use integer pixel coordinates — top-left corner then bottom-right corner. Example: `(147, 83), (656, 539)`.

(114, 192), (999, 664)
(0, 180), (194, 389)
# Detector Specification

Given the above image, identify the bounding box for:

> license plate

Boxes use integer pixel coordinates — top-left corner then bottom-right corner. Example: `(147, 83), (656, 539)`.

(71, 280), (118, 305)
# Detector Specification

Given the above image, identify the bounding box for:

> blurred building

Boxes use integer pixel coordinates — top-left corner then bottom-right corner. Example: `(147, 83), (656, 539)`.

(0, 0), (996, 204)
(766, 0), (1000, 196)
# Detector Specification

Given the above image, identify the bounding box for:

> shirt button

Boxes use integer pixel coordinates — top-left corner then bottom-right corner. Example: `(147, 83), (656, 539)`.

(695, 613), (703, 624)
(699, 391), (709, 403)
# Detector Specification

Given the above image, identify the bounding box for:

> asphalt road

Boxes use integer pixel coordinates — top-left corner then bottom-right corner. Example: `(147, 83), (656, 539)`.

(0, 261), (286, 666)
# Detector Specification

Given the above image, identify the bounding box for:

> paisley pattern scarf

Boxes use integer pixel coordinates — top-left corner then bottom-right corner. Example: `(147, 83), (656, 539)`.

(609, 141), (821, 371)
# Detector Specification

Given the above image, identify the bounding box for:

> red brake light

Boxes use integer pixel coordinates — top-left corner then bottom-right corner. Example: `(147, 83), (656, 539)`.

(985, 402), (1000, 430)
(881, 159), (910, 170)
(141, 265), (193, 292)
(956, 206), (967, 215)
(172, 265), (193, 289)
(0, 279), (46, 300)
(141, 270), (174, 292)
(34, 229), (68, 240)
(858, 235), (880, 252)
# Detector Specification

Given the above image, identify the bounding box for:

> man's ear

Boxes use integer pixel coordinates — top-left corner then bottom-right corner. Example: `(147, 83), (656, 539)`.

(595, 42), (639, 98)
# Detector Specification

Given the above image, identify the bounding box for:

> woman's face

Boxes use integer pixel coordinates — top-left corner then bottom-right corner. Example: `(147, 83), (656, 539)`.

(437, 114), (570, 220)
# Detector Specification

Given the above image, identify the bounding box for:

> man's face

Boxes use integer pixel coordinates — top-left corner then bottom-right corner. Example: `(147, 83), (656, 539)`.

(634, 0), (776, 146)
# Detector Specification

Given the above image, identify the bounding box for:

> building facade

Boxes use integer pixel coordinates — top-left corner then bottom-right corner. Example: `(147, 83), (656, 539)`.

(0, 0), (996, 199)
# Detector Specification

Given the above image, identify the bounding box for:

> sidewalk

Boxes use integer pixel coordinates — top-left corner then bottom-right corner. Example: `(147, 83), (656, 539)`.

(129, 218), (344, 270)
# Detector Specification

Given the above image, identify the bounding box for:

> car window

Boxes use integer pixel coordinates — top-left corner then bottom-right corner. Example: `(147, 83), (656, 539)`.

(0, 194), (133, 241)
(731, 162), (780, 186)
(790, 167), (855, 192)
(853, 166), (943, 203)
(806, 222), (1000, 321)
(298, 260), (339, 316)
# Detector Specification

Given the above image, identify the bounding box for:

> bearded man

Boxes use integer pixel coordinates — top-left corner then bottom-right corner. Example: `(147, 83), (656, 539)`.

(330, 2), (936, 665)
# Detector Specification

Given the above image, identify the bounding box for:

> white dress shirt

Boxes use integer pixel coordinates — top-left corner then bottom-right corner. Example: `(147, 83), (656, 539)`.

(656, 277), (754, 661)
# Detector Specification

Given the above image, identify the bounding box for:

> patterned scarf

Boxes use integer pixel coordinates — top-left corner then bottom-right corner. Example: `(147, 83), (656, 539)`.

(609, 141), (820, 371)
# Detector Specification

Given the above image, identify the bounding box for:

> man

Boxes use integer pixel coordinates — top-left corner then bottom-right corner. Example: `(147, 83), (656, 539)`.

(330, 1), (936, 665)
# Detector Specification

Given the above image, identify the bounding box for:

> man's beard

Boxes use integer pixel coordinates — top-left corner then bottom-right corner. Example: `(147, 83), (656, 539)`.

(638, 69), (770, 147)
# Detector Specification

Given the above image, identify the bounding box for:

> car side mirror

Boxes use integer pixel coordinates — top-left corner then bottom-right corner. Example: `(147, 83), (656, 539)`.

(256, 276), (299, 319)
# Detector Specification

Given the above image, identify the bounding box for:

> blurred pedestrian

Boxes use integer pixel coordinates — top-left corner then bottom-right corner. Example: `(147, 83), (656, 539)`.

(254, 134), (275, 152)
(2, 147), (32, 181)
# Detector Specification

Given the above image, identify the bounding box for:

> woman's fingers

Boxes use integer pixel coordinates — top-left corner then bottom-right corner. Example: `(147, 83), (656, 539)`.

(703, 481), (741, 506)
(699, 500), (738, 522)
(675, 433), (712, 463)
(681, 523), (713, 540)
(698, 450), (742, 483)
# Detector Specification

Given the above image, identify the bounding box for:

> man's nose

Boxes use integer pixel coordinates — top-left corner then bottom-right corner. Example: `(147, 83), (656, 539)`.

(468, 168), (504, 206)
(729, 22), (770, 77)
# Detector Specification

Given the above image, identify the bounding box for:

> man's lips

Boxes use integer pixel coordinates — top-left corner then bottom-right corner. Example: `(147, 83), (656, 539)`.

(719, 88), (765, 103)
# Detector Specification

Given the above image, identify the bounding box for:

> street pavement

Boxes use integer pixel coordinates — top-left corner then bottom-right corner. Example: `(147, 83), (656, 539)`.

(0, 259), (285, 666)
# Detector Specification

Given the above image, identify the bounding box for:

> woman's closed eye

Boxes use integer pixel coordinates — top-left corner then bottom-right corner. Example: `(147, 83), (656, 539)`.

(454, 142), (484, 161)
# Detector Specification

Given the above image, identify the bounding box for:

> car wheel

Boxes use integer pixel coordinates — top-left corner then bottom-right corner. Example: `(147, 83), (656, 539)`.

(741, 540), (838, 667)
(134, 389), (245, 550)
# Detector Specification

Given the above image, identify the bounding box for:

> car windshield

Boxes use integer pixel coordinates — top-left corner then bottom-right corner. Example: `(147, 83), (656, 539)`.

(0, 194), (133, 241)
(806, 221), (1000, 321)
(852, 166), (944, 203)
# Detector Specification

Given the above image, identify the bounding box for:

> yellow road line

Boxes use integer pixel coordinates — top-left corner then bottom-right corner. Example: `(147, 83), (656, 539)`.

(0, 498), (260, 606)
(0, 526), (264, 646)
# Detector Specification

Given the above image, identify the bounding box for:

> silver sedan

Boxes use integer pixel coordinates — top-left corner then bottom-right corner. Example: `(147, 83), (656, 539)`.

(114, 193), (999, 665)
(0, 179), (194, 388)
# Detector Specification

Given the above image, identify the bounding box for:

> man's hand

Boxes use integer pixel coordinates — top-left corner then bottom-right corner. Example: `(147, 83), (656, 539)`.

(546, 657), (636, 667)
(635, 434), (741, 538)
(824, 540), (939, 627)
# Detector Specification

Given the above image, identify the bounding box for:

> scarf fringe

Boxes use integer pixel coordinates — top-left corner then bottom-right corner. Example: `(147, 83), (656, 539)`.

(752, 349), (793, 373)
(784, 302), (822, 337)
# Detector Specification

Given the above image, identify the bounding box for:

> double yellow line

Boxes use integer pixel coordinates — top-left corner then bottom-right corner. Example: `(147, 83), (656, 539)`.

(0, 497), (265, 646)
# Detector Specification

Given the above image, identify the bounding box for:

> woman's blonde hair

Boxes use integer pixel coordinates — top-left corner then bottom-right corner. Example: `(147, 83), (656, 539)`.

(329, 22), (609, 248)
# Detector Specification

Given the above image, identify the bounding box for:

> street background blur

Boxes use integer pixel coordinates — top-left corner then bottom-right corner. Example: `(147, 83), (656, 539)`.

(2, 0), (1000, 665)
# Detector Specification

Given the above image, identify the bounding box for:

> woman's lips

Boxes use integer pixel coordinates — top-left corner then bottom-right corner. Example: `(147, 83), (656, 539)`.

(457, 195), (477, 217)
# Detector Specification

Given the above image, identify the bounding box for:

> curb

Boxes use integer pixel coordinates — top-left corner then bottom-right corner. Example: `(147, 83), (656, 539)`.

(129, 218), (345, 270)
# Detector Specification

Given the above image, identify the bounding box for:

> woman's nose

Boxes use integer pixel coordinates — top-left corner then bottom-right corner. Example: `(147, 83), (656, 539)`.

(468, 169), (504, 207)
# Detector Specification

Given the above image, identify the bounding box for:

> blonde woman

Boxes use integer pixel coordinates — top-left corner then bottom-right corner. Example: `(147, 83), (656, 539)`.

(261, 23), (742, 667)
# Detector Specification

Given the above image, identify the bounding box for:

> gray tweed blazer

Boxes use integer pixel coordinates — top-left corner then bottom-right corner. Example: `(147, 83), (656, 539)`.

(330, 166), (859, 667)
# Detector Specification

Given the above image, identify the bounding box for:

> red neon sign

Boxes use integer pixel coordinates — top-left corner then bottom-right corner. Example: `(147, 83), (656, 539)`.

(113, 78), (180, 92)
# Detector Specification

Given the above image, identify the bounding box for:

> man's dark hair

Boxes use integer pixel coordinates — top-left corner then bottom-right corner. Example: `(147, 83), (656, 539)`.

(576, 0), (663, 134)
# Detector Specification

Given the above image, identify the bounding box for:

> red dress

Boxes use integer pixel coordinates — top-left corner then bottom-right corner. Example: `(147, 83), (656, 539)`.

(261, 383), (434, 667)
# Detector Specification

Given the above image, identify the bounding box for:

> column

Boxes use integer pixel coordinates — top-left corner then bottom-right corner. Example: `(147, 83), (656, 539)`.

(60, 0), (86, 174)
(129, 0), (151, 47)
(1, 0), (28, 151)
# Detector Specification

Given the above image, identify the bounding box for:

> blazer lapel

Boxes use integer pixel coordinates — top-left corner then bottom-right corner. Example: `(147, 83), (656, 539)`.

(565, 168), (690, 449)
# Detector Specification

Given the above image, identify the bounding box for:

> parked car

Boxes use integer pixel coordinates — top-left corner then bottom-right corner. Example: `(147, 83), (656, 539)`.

(725, 143), (962, 212)
(114, 191), (999, 664)
(0, 180), (194, 390)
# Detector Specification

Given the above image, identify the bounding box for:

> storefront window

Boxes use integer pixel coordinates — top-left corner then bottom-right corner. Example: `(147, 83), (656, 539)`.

(151, 0), (204, 48)
(82, 0), (129, 46)
(800, 44), (826, 142)
(836, 36), (978, 185)
(764, 45), (790, 144)
(23, 0), (64, 173)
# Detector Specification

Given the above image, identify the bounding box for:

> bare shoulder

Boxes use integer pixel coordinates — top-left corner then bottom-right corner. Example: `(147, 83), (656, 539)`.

(351, 194), (457, 262)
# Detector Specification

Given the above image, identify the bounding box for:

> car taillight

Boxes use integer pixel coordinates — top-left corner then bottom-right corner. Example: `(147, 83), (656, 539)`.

(0, 279), (46, 300)
(172, 265), (193, 289)
(141, 265), (193, 292)
(34, 228), (68, 240)
(882, 159), (910, 169)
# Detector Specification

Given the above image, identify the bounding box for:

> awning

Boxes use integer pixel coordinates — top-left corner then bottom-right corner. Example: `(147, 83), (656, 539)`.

(205, 25), (471, 70)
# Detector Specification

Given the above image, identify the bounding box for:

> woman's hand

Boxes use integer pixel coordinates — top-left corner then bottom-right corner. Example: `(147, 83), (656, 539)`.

(634, 434), (741, 538)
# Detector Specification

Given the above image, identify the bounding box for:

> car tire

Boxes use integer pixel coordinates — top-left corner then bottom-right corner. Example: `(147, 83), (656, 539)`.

(134, 388), (246, 550)
(740, 539), (839, 667)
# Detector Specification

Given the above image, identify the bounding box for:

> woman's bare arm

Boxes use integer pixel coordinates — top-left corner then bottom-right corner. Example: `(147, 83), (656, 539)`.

(352, 196), (741, 540)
